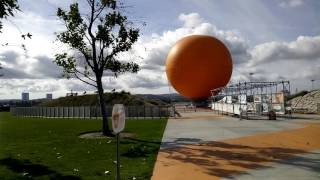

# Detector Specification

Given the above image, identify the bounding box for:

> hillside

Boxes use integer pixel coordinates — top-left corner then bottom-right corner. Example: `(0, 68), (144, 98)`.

(40, 91), (169, 107)
(136, 93), (189, 103)
(289, 90), (320, 113)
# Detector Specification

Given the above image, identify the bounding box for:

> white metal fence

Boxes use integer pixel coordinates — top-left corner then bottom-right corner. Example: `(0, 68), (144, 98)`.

(11, 106), (173, 119)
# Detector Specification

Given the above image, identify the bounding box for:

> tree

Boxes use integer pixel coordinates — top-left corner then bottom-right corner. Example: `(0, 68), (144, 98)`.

(54, 0), (140, 135)
(0, 0), (19, 32)
(0, 0), (19, 70)
(0, 0), (31, 72)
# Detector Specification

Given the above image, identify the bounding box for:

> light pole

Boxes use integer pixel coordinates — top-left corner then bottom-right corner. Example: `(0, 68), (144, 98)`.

(249, 73), (254, 82)
(311, 79), (315, 90)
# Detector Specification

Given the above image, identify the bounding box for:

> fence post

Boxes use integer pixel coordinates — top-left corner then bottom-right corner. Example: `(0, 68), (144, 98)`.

(135, 106), (137, 119)
(83, 106), (85, 119)
(95, 105), (98, 119)
(151, 106), (154, 119)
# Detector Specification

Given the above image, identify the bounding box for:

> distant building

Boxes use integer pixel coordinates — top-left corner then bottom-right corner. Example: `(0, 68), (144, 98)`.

(66, 92), (78, 97)
(22, 92), (29, 101)
(46, 93), (53, 100)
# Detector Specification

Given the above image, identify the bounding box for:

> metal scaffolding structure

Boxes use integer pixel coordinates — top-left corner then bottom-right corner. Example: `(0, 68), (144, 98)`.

(210, 81), (291, 120)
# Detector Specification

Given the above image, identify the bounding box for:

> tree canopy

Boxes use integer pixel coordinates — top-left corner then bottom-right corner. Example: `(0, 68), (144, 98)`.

(0, 0), (19, 32)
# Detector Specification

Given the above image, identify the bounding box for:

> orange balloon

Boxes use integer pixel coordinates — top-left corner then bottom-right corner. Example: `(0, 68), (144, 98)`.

(166, 35), (233, 100)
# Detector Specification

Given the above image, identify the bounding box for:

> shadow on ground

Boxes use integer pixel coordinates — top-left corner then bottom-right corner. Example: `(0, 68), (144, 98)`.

(0, 157), (81, 179)
(160, 140), (319, 178)
(121, 138), (162, 158)
(161, 138), (205, 149)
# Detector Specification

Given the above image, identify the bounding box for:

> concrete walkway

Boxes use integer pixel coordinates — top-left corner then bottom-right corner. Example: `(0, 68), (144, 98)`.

(222, 151), (320, 180)
(152, 111), (320, 180)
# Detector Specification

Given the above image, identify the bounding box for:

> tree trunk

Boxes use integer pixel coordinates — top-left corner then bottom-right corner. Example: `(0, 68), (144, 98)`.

(96, 75), (112, 136)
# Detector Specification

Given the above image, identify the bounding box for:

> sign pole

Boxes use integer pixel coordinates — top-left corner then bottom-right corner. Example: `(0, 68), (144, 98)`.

(116, 133), (120, 180)
(112, 104), (125, 180)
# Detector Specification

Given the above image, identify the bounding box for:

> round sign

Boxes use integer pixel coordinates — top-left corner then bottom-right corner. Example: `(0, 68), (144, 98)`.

(112, 104), (126, 134)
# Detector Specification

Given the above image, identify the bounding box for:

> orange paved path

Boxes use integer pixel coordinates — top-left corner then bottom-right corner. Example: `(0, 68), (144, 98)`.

(152, 122), (320, 180)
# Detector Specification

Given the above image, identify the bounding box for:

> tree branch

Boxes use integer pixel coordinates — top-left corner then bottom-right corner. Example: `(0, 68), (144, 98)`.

(84, 33), (92, 45)
(98, 41), (107, 66)
(73, 72), (97, 87)
(88, 0), (99, 73)
(93, 4), (106, 22)
(74, 68), (97, 83)
(78, 48), (95, 70)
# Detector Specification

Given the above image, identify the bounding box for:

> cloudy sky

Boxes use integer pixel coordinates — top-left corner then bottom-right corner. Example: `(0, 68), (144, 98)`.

(0, 0), (320, 99)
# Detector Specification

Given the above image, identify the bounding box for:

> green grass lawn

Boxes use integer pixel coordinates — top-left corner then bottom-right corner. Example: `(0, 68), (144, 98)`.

(0, 112), (167, 180)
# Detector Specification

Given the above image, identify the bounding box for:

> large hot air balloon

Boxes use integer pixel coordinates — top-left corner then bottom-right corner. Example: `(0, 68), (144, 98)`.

(166, 35), (233, 100)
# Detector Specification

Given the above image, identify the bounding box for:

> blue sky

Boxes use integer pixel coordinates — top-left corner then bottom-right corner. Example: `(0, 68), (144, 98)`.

(0, 0), (320, 99)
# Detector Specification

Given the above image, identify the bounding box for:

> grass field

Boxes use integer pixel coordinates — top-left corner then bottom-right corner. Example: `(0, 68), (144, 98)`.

(0, 112), (167, 179)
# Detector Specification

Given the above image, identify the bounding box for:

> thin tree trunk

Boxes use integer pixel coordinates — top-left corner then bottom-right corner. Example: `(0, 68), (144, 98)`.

(96, 76), (112, 136)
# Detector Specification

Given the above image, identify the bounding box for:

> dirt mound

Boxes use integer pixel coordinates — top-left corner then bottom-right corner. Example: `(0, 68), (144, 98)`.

(289, 90), (320, 113)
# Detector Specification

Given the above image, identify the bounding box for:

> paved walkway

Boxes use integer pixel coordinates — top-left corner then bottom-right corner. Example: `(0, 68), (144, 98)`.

(152, 111), (320, 180)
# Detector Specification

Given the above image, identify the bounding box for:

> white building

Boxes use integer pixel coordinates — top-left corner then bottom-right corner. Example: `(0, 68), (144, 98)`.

(46, 93), (53, 100)
(22, 92), (29, 101)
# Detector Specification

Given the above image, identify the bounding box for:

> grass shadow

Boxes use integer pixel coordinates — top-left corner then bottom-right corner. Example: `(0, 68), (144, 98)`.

(0, 157), (81, 179)
(121, 139), (162, 158)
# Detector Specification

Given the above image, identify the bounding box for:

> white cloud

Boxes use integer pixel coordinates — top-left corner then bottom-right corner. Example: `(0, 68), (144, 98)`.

(178, 13), (204, 28)
(0, 50), (62, 79)
(1, 10), (320, 99)
(249, 35), (320, 66)
(122, 71), (167, 89)
(231, 34), (320, 92)
(0, 79), (64, 99)
(136, 12), (250, 73)
(279, 0), (305, 8)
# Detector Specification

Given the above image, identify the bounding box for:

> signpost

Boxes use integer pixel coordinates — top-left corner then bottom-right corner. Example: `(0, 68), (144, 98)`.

(112, 104), (125, 180)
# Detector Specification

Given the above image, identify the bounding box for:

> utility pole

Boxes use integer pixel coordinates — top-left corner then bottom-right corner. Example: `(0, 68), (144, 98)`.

(249, 73), (254, 82)
(311, 79), (315, 91)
